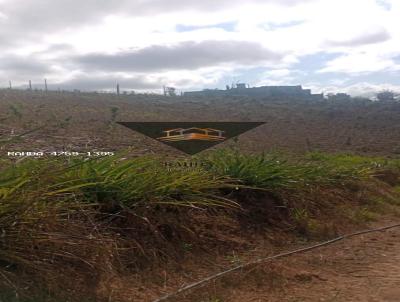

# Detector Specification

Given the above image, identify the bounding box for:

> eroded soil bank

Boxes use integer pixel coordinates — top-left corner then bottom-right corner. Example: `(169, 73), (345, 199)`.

(168, 223), (400, 302)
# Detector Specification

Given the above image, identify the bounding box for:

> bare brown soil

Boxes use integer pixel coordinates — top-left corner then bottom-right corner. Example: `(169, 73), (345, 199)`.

(164, 224), (400, 302)
(1, 90), (400, 157)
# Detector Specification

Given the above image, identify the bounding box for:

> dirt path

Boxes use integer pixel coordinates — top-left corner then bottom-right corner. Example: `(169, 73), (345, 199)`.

(177, 226), (400, 302)
(269, 227), (400, 302)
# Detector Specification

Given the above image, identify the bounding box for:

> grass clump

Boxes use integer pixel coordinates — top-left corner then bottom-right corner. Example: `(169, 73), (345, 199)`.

(202, 150), (303, 189)
(1, 155), (237, 209)
(203, 149), (372, 190)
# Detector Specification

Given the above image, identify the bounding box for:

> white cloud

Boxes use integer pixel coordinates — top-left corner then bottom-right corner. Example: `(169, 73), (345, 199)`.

(326, 27), (391, 47)
(319, 52), (399, 74)
(0, 0), (399, 92)
(263, 69), (298, 78)
(304, 82), (400, 98)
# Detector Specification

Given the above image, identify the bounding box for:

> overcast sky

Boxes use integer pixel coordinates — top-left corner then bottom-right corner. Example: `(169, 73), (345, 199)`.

(0, 0), (399, 96)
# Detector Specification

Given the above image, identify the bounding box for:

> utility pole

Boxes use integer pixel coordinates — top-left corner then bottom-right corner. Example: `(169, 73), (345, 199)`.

(8, 81), (12, 89)
(117, 83), (120, 96)
(29, 80), (32, 90)
(44, 79), (48, 92)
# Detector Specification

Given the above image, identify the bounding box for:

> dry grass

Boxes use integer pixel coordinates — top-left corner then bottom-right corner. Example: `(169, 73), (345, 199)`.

(0, 149), (399, 301)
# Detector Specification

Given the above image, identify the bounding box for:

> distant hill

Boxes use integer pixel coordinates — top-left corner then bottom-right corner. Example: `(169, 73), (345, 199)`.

(1, 89), (400, 156)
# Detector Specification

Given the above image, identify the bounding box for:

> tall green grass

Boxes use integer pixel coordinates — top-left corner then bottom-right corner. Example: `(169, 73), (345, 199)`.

(0, 155), (238, 209)
(202, 149), (373, 190)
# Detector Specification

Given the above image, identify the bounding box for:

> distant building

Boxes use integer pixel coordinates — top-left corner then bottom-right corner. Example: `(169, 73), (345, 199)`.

(327, 93), (352, 101)
(184, 84), (323, 100)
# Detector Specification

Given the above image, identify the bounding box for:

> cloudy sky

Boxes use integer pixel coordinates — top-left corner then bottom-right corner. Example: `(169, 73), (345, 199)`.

(0, 0), (399, 96)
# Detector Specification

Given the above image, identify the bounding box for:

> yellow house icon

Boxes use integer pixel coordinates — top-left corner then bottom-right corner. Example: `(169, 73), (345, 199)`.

(157, 127), (226, 142)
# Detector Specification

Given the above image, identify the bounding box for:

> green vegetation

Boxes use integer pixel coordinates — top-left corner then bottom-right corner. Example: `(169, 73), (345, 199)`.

(109, 106), (119, 122)
(0, 150), (399, 301)
(203, 149), (375, 189)
(306, 152), (400, 170)
(8, 104), (22, 119)
(0, 155), (236, 208)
